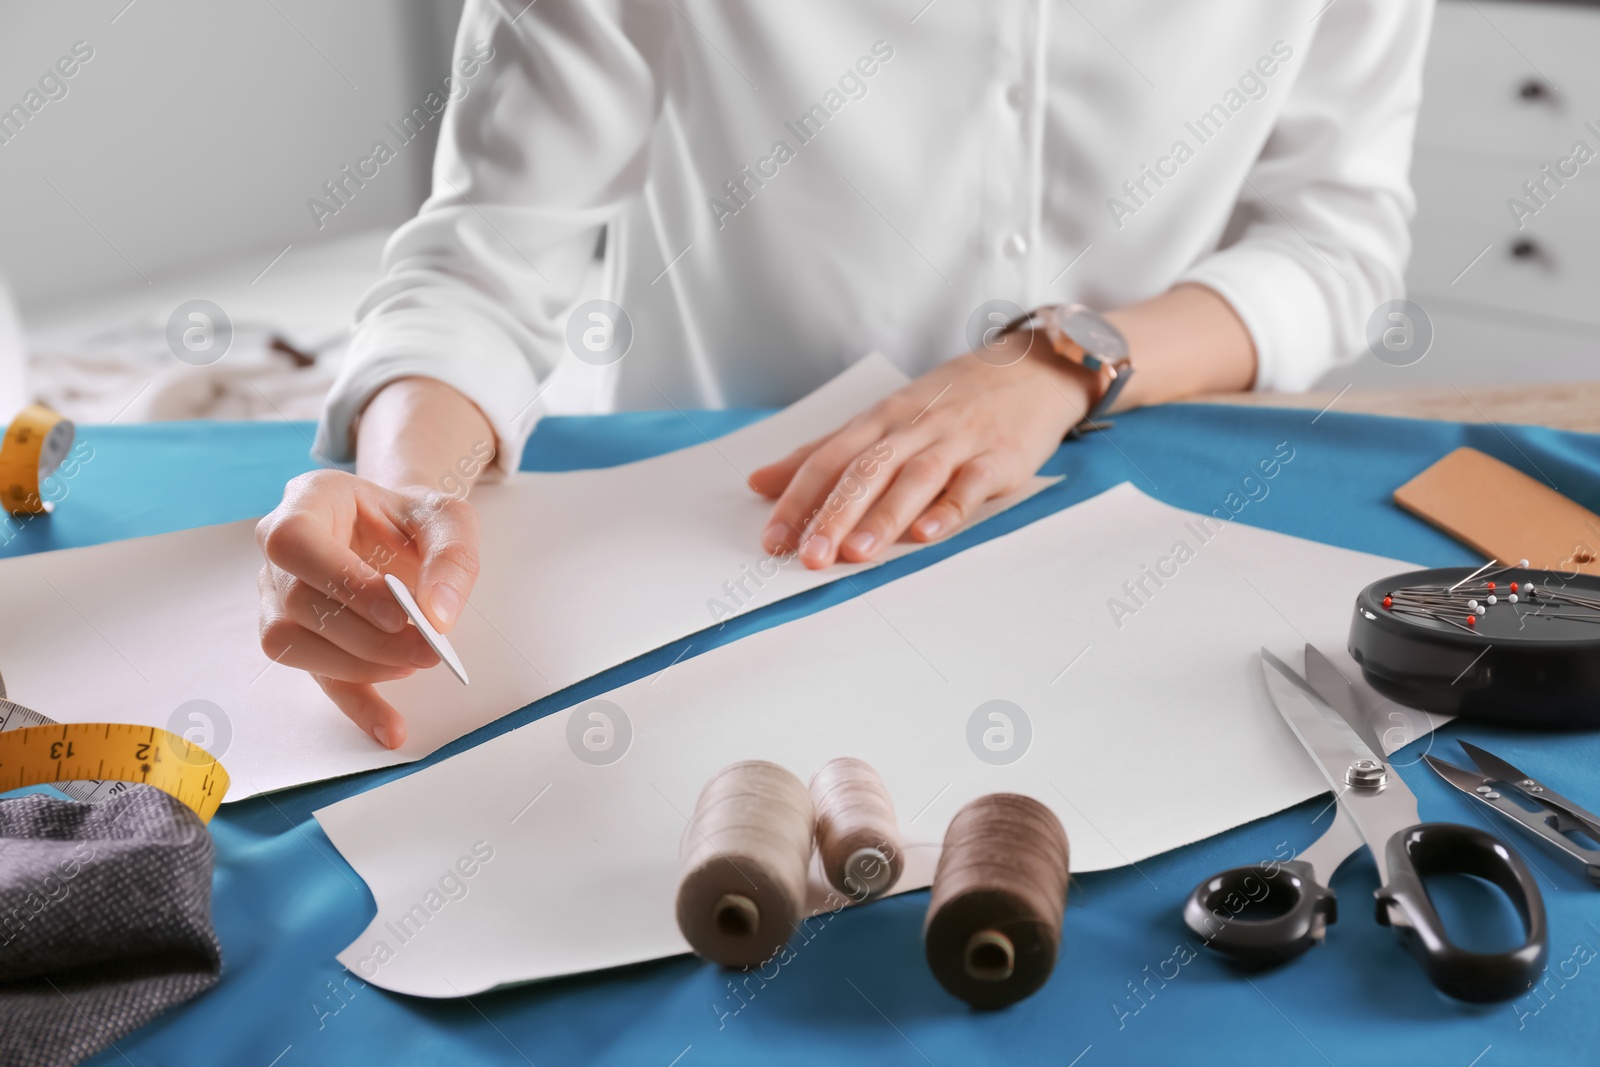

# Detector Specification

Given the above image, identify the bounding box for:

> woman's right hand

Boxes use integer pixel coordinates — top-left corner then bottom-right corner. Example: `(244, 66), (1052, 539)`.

(255, 469), (482, 749)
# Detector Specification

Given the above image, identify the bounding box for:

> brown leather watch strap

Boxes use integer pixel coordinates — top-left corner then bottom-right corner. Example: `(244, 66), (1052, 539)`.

(998, 305), (1132, 437)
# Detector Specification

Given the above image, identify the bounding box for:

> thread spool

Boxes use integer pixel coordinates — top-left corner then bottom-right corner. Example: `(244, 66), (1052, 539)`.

(809, 757), (905, 902)
(675, 760), (815, 968)
(923, 793), (1070, 1009)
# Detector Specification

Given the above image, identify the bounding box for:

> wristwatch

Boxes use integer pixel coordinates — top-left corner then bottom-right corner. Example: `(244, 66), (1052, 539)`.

(997, 303), (1133, 439)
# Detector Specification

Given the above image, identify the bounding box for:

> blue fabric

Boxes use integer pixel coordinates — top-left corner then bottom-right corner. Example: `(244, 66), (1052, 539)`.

(4, 402), (1597, 1065)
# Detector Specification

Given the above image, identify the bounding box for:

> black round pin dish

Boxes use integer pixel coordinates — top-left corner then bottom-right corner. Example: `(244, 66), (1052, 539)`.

(1349, 564), (1600, 729)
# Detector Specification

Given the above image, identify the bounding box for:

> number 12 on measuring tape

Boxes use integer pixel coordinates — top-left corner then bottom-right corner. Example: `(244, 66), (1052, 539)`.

(0, 707), (230, 823)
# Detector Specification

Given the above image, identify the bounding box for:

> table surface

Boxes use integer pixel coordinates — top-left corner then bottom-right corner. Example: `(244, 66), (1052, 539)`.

(4, 395), (1599, 1067)
(1193, 381), (1600, 434)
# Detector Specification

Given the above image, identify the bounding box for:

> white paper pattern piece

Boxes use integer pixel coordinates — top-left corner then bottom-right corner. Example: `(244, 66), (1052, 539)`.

(317, 484), (1426, 997)
(0, 355), (1052, 798)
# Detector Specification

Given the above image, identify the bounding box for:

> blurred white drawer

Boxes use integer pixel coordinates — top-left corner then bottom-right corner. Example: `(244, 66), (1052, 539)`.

(1407, 148), (1600, 329)
(1417, 1), (1600, 161)
(1317, 306), (1600, 389)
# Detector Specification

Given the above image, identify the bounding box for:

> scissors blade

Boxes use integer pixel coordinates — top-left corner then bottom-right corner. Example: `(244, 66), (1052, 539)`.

(1301, 643), (1386, 756)
(1423, 753), (1494, 797)
(1260, 648), (1420, 882)
(1459, 741), (1600, 840)
(1458, 741), (1534, 787)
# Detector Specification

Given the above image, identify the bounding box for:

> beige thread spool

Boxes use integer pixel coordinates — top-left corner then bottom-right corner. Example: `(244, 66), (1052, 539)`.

(809, 757), (904, 902)
(675, 760), (815, 968)
(923, 793), (1070, 1009)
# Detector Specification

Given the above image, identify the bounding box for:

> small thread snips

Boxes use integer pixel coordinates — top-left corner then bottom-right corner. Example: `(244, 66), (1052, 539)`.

(1426, 741), (1600, 888)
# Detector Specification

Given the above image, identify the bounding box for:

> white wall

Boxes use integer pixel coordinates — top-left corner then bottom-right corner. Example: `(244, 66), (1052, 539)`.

(0, 0), (463, 313)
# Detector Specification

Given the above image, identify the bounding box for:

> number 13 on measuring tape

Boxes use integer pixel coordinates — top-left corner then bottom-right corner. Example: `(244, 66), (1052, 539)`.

(0, 698), (231, 823)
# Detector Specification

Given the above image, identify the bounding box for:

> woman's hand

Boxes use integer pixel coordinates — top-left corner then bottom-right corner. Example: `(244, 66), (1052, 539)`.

(256, 470), (481, 748)
(749, 331), (1093, 568)
(254, 476), (480, 751)
(256, 376), (496, 747)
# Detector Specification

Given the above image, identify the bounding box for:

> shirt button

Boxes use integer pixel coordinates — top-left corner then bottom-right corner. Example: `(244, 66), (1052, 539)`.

(1003, 232), (1029, 258)
(1005, 83), (1024, 110)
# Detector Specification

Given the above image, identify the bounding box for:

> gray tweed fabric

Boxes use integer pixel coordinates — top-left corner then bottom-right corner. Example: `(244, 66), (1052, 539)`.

(0, 784), (222, 1067)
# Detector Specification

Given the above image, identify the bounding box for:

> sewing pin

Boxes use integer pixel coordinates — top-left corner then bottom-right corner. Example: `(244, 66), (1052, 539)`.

(1450, 560), (1500, 592)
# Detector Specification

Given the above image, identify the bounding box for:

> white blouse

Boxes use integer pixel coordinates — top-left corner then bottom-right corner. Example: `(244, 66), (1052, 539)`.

(316, 0), (1433, 474)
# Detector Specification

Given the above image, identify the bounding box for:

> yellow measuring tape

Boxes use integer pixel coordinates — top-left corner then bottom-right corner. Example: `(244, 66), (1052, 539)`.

(0, 693), (231, 824)
(0, 406), (230, 819)
(0, 403), (75, 515)
(0, 408), (229, 821)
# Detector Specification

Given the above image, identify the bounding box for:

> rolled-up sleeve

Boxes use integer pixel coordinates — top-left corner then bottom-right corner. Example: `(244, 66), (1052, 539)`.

(1180, 0), (1434, 391)
(315, 0), (671, 475)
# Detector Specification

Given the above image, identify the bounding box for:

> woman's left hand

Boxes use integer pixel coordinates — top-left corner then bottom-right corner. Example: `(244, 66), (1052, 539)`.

(748, 331), (1093, 568)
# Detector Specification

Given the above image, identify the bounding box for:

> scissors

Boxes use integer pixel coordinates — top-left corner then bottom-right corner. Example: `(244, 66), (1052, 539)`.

(1426, 742), (1600, 888)
(1183, 644), (1548, 1003)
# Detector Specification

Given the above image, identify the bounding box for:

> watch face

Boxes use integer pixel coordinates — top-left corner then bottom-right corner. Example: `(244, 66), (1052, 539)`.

(1058, 305), (1128, 367)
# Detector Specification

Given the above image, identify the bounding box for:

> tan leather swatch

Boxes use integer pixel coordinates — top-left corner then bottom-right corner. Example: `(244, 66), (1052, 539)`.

(1394, 447), (1600, 575)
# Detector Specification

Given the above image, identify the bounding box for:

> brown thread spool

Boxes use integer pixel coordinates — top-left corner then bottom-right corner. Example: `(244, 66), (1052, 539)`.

(923, 793), (1070, 1009)
(675, 760), (815, 968)
(809, 757), (905, 902)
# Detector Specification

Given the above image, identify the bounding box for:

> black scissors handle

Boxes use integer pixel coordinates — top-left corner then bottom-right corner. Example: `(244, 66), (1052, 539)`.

(1184, 824), (1548, 1001)
(1182, 860), (1337, 967)
(1376, 821), (1548, 1004)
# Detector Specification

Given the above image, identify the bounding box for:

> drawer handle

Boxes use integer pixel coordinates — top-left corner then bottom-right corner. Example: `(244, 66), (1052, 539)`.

(1509, 238), (1555, 269)
(1517, 78), (1557, 104)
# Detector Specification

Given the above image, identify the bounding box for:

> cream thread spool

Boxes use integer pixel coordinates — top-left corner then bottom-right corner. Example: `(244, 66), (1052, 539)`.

(923, 793), (1070, 1009)
(809, 756), (904, 902)
(675, 760), (815, 968)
